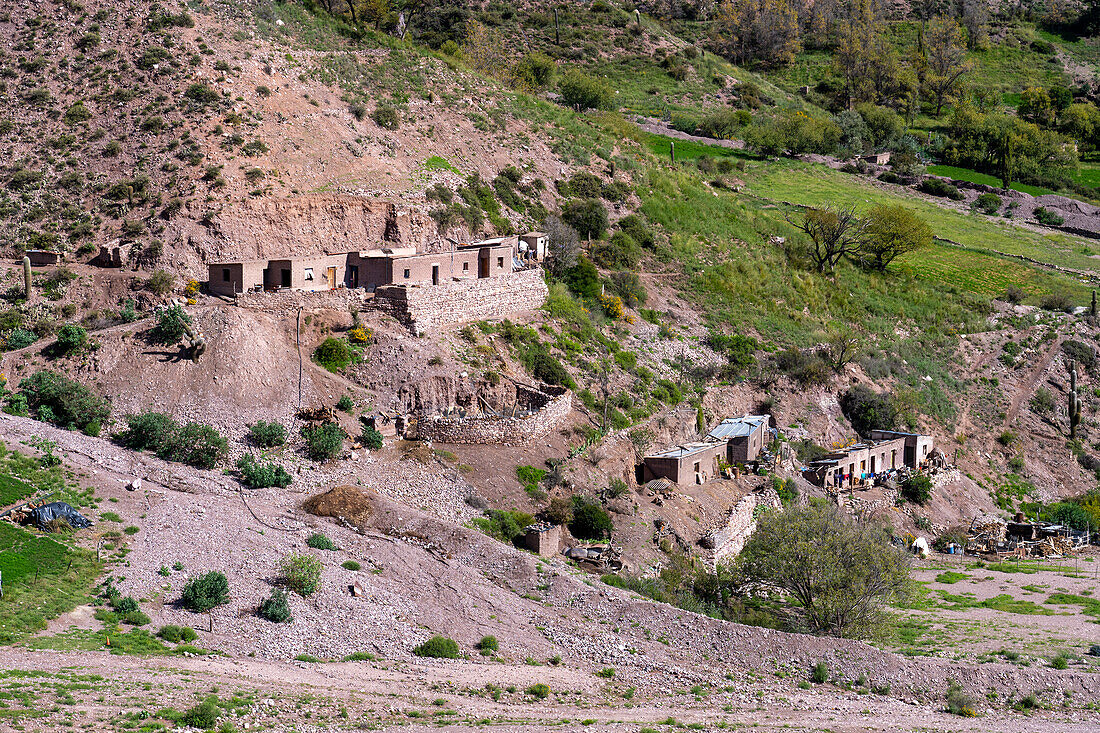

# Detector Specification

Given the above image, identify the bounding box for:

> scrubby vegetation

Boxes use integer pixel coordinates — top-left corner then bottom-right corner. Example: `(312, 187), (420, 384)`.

(413, 635), (460, 659)
(115, 412), (227, 469)
(180, 572), (230, 613)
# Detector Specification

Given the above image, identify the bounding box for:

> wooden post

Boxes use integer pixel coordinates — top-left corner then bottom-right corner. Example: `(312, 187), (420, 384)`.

(670, 141), (675, 164)
(554, 8), (560, 45)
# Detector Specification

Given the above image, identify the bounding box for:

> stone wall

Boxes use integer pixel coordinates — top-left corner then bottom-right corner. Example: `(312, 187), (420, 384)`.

(373, 268), (548, 333)
(411, 386), (571, 446)
(700, 487), (782, 567)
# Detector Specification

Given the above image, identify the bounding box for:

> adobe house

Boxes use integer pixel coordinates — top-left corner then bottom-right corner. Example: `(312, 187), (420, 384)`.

(26, 250), (63, 266)
(642, 442), (726, 486)
(518, 231), (547, 261)
(806, 431), (933, 489)
(206, 237), (522, 296)
(706, 415), (771, 463)
(523, 523), (561, 557)
(868, 430), (934, 468)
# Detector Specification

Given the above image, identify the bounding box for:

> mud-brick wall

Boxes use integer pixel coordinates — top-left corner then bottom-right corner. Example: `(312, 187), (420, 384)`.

(374, 268), (548, 333)
(700, 488), (782, 567)
(414, 390), (572, 445)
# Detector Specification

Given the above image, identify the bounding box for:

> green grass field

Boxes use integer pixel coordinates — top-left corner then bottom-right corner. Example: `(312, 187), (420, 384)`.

(926, 164), (1056, 197)
(1069, 161), (1100, 190)
(643, 132), (751, 162)
(0, 450), (101, 644)
(743, 161), (1098, 303)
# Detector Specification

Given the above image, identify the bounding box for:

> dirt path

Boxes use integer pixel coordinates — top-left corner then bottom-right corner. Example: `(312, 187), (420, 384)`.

(1004, 334), (1065, 428)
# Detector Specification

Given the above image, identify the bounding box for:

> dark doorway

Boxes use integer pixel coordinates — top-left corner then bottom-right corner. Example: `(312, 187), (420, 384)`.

(280, 269), (291, 288)
(478, 254), (489, 278)
(904, 446), (915, 467)
(348, 265), (359, 288)
(432, 264), (440, 285)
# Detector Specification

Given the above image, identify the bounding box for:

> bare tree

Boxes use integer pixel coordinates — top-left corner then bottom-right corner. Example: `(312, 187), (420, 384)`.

(785, 205), (868, 273)
(545, 214), (580, 276)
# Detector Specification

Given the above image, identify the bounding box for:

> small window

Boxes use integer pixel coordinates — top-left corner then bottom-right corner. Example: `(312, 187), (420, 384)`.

(462, 262), (469, 271)
(303, 268), (314, 281)
(497, 257), (504, 268)
(222, 268), (230, 282)
(403, 268), (410, 279)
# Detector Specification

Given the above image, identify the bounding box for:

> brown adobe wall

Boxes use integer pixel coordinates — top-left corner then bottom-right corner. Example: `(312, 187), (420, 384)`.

(411, 387), (572, 446)
(373, 268), (548, 333)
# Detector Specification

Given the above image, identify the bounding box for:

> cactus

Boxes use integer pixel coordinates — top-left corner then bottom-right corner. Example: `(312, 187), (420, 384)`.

(1091, 290), (1096, 317)
(1069, 361), (1082, 439)
(22, 255), (31, 300)
(670, 140), (675, 164)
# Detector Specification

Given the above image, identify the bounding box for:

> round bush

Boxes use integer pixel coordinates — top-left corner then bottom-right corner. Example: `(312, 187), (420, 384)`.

(258, 588), (292, 623)
(280, 552), (322, 597)
(112, 596), (139, 613)
(157, 624), (197, 643)
(568, 498), (613, 540)
(413, 635), (460, 659)
(361, 426), (384, 450)
(53, 324), (87, 354)
(121, 610), (151, 626)
(313, 337), (354, 372)
(341, 560), (361, 571)
(526, 683), (550, 699)
(306, 532), (336, 550)
(302, 422), (346, 461)
(180, 571), (229, 612)
(5, 328), (37, 350)
(901, 474), (932, 505)
(476, 635), (498, 655)
(249, 420), (287, 448)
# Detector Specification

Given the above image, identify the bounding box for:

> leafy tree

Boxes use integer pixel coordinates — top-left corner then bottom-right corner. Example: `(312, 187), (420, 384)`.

(901, 474), (932, 504)
(513, 52), (555, 91)
(738, 502), (912, 637)
(787, 205), (868, 273)
(858, 205), (932, 271)
(569, 496), (614, 539)
(712, 0), (800, 68)
(562, 198), (608, 240)
(921, 16), (972, 116)
(558, 70), (613, 111)
(561, 256), (601, 300)
(591, 231), (641, 269)
(151, 303), (191, 345)
(839, 385), (897, 436)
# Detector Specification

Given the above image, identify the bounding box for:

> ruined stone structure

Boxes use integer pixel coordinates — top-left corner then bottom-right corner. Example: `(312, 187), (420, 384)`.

(700, 487), (782, 567)
(410, 383), (570, 445)
(524, 523), (562, 557)
(373, 268), (549, 334)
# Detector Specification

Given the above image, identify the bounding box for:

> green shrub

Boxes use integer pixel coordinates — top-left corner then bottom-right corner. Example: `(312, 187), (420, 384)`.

(53, 324), (87, 354)
(1039, 292), (1074, 312)
(559, 70), (613, 110)
(1034, 207), (1064, 226)
(115, 412), (175, 451)
(945, 681), (978, 716)
(917, 178), (963, 200)
(157, 625), (197, 643)
(413, 635), (460, 659)
(972, 192), (1001, 215)
(591, 231), (641, 269)
(19, 370), (110, 432)
(1062, 340), (1096, 371)
(901, 474), (932, 505)
(341, 560), (361, 571)
(5, 328), (37, 350)
(476, 635), (499, 654)
(180, 571), (229, 612)
(236, 454), (292, 488)
(336, 395), (354, 412)
(302, 422), (346, 461)
(473, 510), (534, 543)
(371, 106), (400, 130)
(306, 532), (336, 550)
(607, 271), (647, 309)
(1051, 654), (1068, 669)
(839, 385), (896, 436)
(258, 588), (292, 623)
(562, 198), (608, 239)
(113, 596), (139, 613)
(179, 697), (220, 729)
(314, 337), (354, 372)
(280, 552), (322, 596)
(811, 662), (828, 683)
(151, 304), (191, 345)
(121, 610), (151, 626)
(156, 422), (227, 469)
(249, 420), (287, 448)
(569, 496), (613, 539)
(361, 426), (384, 450)
(144, 269), (174, 295)
(526, 683), (551, 699)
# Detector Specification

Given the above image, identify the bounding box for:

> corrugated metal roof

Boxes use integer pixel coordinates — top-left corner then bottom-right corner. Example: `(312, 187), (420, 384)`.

(646, 442), (718, 459)
(706, 415), (769, 441)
